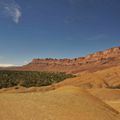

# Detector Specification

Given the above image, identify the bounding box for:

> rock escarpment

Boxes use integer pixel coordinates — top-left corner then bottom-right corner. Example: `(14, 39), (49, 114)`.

(19, 47), (120, 73)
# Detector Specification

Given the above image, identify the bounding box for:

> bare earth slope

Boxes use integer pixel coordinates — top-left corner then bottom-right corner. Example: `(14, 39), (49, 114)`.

(53, 66), (120, 113)
(56, 65), (120, 88)
(88, 89), (120, 113)
(0, 86), (120, 120)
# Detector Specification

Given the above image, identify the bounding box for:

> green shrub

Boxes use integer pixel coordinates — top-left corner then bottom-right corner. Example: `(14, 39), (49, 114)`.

(0, 71), (75, 89)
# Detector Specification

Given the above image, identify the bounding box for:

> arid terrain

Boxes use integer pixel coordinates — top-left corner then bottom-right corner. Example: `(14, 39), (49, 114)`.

(0, 86), (120, 120)
(1, 47), (120, 120)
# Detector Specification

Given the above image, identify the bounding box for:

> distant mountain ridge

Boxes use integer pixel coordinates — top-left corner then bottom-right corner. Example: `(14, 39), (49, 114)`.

(1, 46), (120, 74)
(31, 46), (120, 65)
(15, 46), (120, 74)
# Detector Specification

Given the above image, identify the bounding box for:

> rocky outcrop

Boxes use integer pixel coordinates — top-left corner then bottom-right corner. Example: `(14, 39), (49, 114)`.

(30, 47), (120, 65)
(18, 46), (120, 73)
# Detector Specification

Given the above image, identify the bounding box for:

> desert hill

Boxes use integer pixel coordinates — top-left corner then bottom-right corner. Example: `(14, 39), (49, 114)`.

(55, 65), (120, 89)
(15, 46), (120, 74)
(0, 86), (120, 120)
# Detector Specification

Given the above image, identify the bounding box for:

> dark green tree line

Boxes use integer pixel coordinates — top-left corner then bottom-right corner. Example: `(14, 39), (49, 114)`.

(0, 71), (75, 89)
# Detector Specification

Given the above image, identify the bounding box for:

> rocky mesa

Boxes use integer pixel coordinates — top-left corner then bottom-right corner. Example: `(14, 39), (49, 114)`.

(17, 46), (120, 73)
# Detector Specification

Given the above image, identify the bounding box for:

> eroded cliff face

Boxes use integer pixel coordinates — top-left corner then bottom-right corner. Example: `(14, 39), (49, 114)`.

(85, 47), (120, 60)
(30, 47), (120, 65)
(19, 47), (120, 74)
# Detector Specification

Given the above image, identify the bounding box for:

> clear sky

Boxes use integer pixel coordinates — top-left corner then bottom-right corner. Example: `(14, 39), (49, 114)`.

(0, 0), (120, 66)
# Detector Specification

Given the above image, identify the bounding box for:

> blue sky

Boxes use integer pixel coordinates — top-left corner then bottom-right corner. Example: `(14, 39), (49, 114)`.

(0, 0), (120, 66)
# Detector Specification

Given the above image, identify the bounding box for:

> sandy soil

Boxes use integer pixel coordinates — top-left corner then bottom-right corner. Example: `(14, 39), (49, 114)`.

(88, 88), (120, 113)
(55, 66), (120, 89)
(0, 86), (120, 120)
